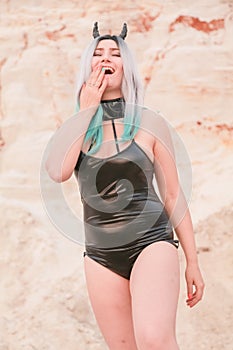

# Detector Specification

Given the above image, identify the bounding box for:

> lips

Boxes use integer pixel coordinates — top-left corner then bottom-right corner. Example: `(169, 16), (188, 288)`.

(103, 66), (115, 74)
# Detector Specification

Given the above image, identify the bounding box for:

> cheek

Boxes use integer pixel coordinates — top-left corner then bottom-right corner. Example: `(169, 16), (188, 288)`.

(91, 58), (98, 70)
(118, 65), (123, 79)
(118, 62), (123, 74)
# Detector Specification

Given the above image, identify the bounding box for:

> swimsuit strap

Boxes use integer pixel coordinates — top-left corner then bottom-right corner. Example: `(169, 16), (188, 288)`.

(101, 97), (124, 153)
(87, 97), (124, 153)
(87, 138), (95, 152)
(111, 119), (120, 153)
(87, 118), (121, 154)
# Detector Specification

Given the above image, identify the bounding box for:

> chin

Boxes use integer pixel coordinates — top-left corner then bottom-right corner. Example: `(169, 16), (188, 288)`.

(106, 82), (121, 91)
(107, 78), (122, 89)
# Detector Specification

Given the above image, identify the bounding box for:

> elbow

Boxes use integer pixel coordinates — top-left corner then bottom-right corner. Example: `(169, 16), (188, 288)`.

(48, 173), (64, 183)
(45, 161), (72, 183)
(45, 162), (62, 183)
(163, 189), (181, 205)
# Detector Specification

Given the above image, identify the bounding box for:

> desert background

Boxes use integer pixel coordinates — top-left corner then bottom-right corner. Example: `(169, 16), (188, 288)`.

(0, 0), (233, 349)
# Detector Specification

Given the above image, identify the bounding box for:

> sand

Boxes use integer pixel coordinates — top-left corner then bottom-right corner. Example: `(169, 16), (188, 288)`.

(1, 1), (233, 349)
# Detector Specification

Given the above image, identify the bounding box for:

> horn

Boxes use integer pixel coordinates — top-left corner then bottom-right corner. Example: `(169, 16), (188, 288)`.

(119, 23), (127, 39)
(93, 22), (100, 38)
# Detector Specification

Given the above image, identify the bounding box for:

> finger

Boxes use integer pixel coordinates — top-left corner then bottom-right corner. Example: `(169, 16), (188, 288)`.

(98, 75), (108, 94)
(94, 68), (106, 87)
(88, 65), (103, 85)
(79, 83), (86, 97)
(187, 280), (194, 300)
(185, 280), (195, 307)
(187, 285), (204, 308)
(186, 294), (197, 307)
(194, 283), (204, 303)
(87, 70), (105, 89)
(188, 296), (200, 308)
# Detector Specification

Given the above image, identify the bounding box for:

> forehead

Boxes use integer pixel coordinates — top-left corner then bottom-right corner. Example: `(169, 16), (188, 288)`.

(95, 39), (119, 50)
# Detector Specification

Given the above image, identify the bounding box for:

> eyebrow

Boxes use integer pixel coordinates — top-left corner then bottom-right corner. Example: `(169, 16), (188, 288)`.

(94, 48), (120, 51)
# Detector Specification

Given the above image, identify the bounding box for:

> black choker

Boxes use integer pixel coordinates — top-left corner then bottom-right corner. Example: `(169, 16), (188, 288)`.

(101, 97), (125, 121)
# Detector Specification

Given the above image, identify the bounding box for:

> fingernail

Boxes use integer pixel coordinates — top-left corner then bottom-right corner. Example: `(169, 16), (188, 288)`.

(102, 67), (105, 71)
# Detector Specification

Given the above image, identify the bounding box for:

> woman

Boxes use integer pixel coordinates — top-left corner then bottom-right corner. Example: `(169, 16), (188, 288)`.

(46, 22), (205, 350)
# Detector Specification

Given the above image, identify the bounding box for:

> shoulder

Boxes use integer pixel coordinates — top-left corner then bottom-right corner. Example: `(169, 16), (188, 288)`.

(140, 107), (171, 141)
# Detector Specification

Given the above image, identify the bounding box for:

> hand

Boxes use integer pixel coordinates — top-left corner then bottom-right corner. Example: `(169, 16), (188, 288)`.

(185, 263), (205, 308)
(79, 65), (108, 110)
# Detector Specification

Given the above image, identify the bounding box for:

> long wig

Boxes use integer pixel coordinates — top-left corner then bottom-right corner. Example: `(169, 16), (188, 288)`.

(75, 36), (144, 154)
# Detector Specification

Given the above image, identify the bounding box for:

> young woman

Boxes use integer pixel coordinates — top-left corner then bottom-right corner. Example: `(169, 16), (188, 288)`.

(46, 22), (205, 350)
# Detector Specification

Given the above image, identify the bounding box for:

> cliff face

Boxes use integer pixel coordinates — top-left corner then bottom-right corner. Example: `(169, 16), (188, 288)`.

(0, 1), (233, 349)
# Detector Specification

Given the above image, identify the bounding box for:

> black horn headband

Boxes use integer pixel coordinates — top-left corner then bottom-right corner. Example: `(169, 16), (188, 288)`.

(92, 22), (128, 40)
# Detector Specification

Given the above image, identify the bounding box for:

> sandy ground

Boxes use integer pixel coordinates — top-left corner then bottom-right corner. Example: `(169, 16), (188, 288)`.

(1, 1), (233, 349)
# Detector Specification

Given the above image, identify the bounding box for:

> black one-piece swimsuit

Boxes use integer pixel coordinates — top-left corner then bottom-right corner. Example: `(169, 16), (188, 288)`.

(74, 98), (179, 279)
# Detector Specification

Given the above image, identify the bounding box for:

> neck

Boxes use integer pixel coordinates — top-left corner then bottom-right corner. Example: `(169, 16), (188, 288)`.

(101, 89), (123, 101)
(101, 97), (125, 121)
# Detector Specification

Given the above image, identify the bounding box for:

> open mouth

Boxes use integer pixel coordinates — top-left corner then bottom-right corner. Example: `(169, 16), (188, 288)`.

(103, 66), (115, 75)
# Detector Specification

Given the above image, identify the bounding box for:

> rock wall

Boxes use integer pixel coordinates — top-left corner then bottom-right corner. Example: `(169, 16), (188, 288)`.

(0, 1), (232, 349)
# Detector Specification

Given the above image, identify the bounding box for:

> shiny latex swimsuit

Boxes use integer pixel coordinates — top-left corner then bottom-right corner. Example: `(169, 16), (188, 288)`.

(74, 98), (179, 279)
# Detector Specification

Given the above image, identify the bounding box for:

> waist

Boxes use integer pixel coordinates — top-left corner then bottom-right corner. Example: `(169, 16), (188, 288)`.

(82, 188), (162, 213)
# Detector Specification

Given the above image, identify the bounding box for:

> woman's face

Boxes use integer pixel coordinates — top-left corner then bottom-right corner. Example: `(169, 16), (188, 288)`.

(91, 39), (123, 95)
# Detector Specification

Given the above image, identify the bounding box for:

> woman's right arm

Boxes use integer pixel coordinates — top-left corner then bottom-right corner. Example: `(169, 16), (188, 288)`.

(45, 107), (97, 182)
(45, 64), (107, 182)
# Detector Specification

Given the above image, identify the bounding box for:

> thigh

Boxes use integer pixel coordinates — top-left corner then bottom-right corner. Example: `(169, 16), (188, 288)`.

(84, 255), (137, 350)
(130, 242), (180, 346)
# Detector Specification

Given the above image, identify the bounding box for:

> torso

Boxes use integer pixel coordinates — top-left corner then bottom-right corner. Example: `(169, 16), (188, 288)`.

(80, 118), (155, 164)
(73, 103), (179, 279)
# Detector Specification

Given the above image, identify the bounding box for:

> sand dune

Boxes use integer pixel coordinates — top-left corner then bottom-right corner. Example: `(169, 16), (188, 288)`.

(1, 1), (233, 349)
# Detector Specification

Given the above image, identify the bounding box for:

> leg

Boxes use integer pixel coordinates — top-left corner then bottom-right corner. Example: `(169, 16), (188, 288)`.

(130, 241), (180, 350)
(84, 255), (138, 350)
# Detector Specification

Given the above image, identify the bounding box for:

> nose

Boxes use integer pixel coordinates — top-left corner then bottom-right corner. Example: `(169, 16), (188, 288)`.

(101, 51), (111, 62)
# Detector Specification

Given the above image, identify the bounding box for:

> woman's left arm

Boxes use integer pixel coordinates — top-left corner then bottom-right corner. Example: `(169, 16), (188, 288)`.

(152, 116), (205, 308)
